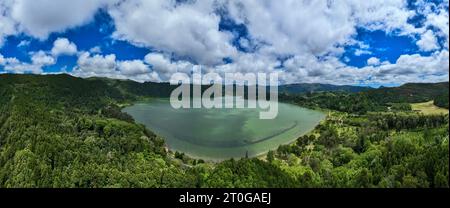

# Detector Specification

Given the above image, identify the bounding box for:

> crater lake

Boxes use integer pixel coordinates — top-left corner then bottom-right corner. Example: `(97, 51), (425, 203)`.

(122, 97), (326, 161)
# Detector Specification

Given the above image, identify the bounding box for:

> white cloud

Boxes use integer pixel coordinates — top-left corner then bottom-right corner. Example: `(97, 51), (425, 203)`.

(425, 9), (449, 49)
(224, 0), (424, 57)
(1, 51), (55, 74)
(417, 30), (439, 51)
(31, 50), (55, 65)
(108, 0), (237, 65)
(144, 52), (198, 80)
(17, 40), (30, 47)
(349, 0), (421, 35)
(71, 52), (161, 83)
(51, 38), (78, 56)
(354, 49), (372, 56)
(343, 56), (350, 63)
(117, 60), (150, 75)
(3, 63), (43, 74)
(0, 55), (19, 66)
(89, 46), (102, 54)
(227, 48), (449, 85)
(75, 52), (116, 74)
(10, 0), (111, 39)
(144, 53), (174, 73)
(389, 50), (448, 76)
(367, 57), (380, 66)
(212, 52), (280, 75)
(0, 0), (448, 85)
(226, 0), (356, 56)
(238, 38), (251, 50)
(69, 46), (449, 85)
(0, 0), (17, 47)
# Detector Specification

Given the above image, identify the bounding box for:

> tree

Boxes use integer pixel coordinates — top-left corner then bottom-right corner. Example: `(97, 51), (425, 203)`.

(266, 151), (275, 163)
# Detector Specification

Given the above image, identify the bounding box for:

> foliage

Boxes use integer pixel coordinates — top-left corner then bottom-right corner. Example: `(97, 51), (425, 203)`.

(365, 82), (449, 104)
(279, 92), (383, 114)
(434, 94), (449, 109)
(389, 103), (412, 112)
(0, 74), (448, 188)
(270, 112), (449, 188)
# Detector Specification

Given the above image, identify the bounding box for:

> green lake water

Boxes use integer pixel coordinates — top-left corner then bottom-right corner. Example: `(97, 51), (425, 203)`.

(122, 97), (325, 161)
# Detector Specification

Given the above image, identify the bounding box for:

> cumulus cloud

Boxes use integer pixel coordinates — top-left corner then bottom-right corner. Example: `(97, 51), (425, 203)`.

(390, 50), (448, 76)
(425, 9), (449, 49)
(224, 0), (425, 57)
(144, 52), (198, 80)
(31, 50), (55, 65)
(75, 52), (116, 74)
(89, 46), (102, 54)
(0, 54), (19, 66)
(214, 0), (448, 85)
(0, 0), (17, 47)
(10, 0), (111, 39)
(277, 49), (449, 85)
(365, 51), (449, 84)
(70, 46), (449, 86)
(0, 0), (448, 85)
(71, 52), (161, 83)
(226, 0), (356, 56)
(108, 0), (237, 65)
(3, 63), (43, 74)
(367, 57), (381, 66)
(1, 51), (55, 74)
(213, 52), (280, 75)
(417, 30), (440, 51)
(117, 60), (150, 75)
(350, 0), (420, 35)
(144, 53), (175, 73)
(51, 38), (78, 56)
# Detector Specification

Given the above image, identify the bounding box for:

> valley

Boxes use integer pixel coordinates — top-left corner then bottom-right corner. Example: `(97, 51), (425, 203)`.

(0, 74), (448, 188)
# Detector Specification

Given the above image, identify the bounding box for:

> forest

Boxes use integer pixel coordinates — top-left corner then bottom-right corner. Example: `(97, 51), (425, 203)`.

(0, 74), (448, 188)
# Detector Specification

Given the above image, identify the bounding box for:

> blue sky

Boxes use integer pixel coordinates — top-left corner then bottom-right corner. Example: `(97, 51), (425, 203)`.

(0, 10), (151, 72)
(0, 0), (448, 87)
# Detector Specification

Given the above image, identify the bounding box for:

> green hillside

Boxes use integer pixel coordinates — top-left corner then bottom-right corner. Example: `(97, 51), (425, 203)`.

(279, 83), (371, 94)
(0, 74), (448, 188)
(0, 74), (293, 187)
(365, 82), (449, 105)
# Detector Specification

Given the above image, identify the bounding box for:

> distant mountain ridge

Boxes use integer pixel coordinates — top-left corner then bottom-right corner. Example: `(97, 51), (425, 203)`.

(87, 75), (372, 94)
(367, 82), (449, 103)
(279, 83), (371, 94)
(0, 74), (447, 103)
(364, 82), (449, 105)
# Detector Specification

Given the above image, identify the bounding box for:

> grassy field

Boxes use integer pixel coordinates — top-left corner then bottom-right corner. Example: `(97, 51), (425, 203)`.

(411, 101), (449, 115)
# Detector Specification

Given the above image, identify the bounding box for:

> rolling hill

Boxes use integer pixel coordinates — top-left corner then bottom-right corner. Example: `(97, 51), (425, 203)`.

(364, 82), (449, 107)
(279, 83), (371, 94)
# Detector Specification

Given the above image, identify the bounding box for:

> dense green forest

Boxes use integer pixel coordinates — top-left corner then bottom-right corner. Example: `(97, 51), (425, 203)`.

(365, 82), (449, 104)
(434, 93), (450, 109)
(0, 74), (448, 188)
(279, 81), (449, 115)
